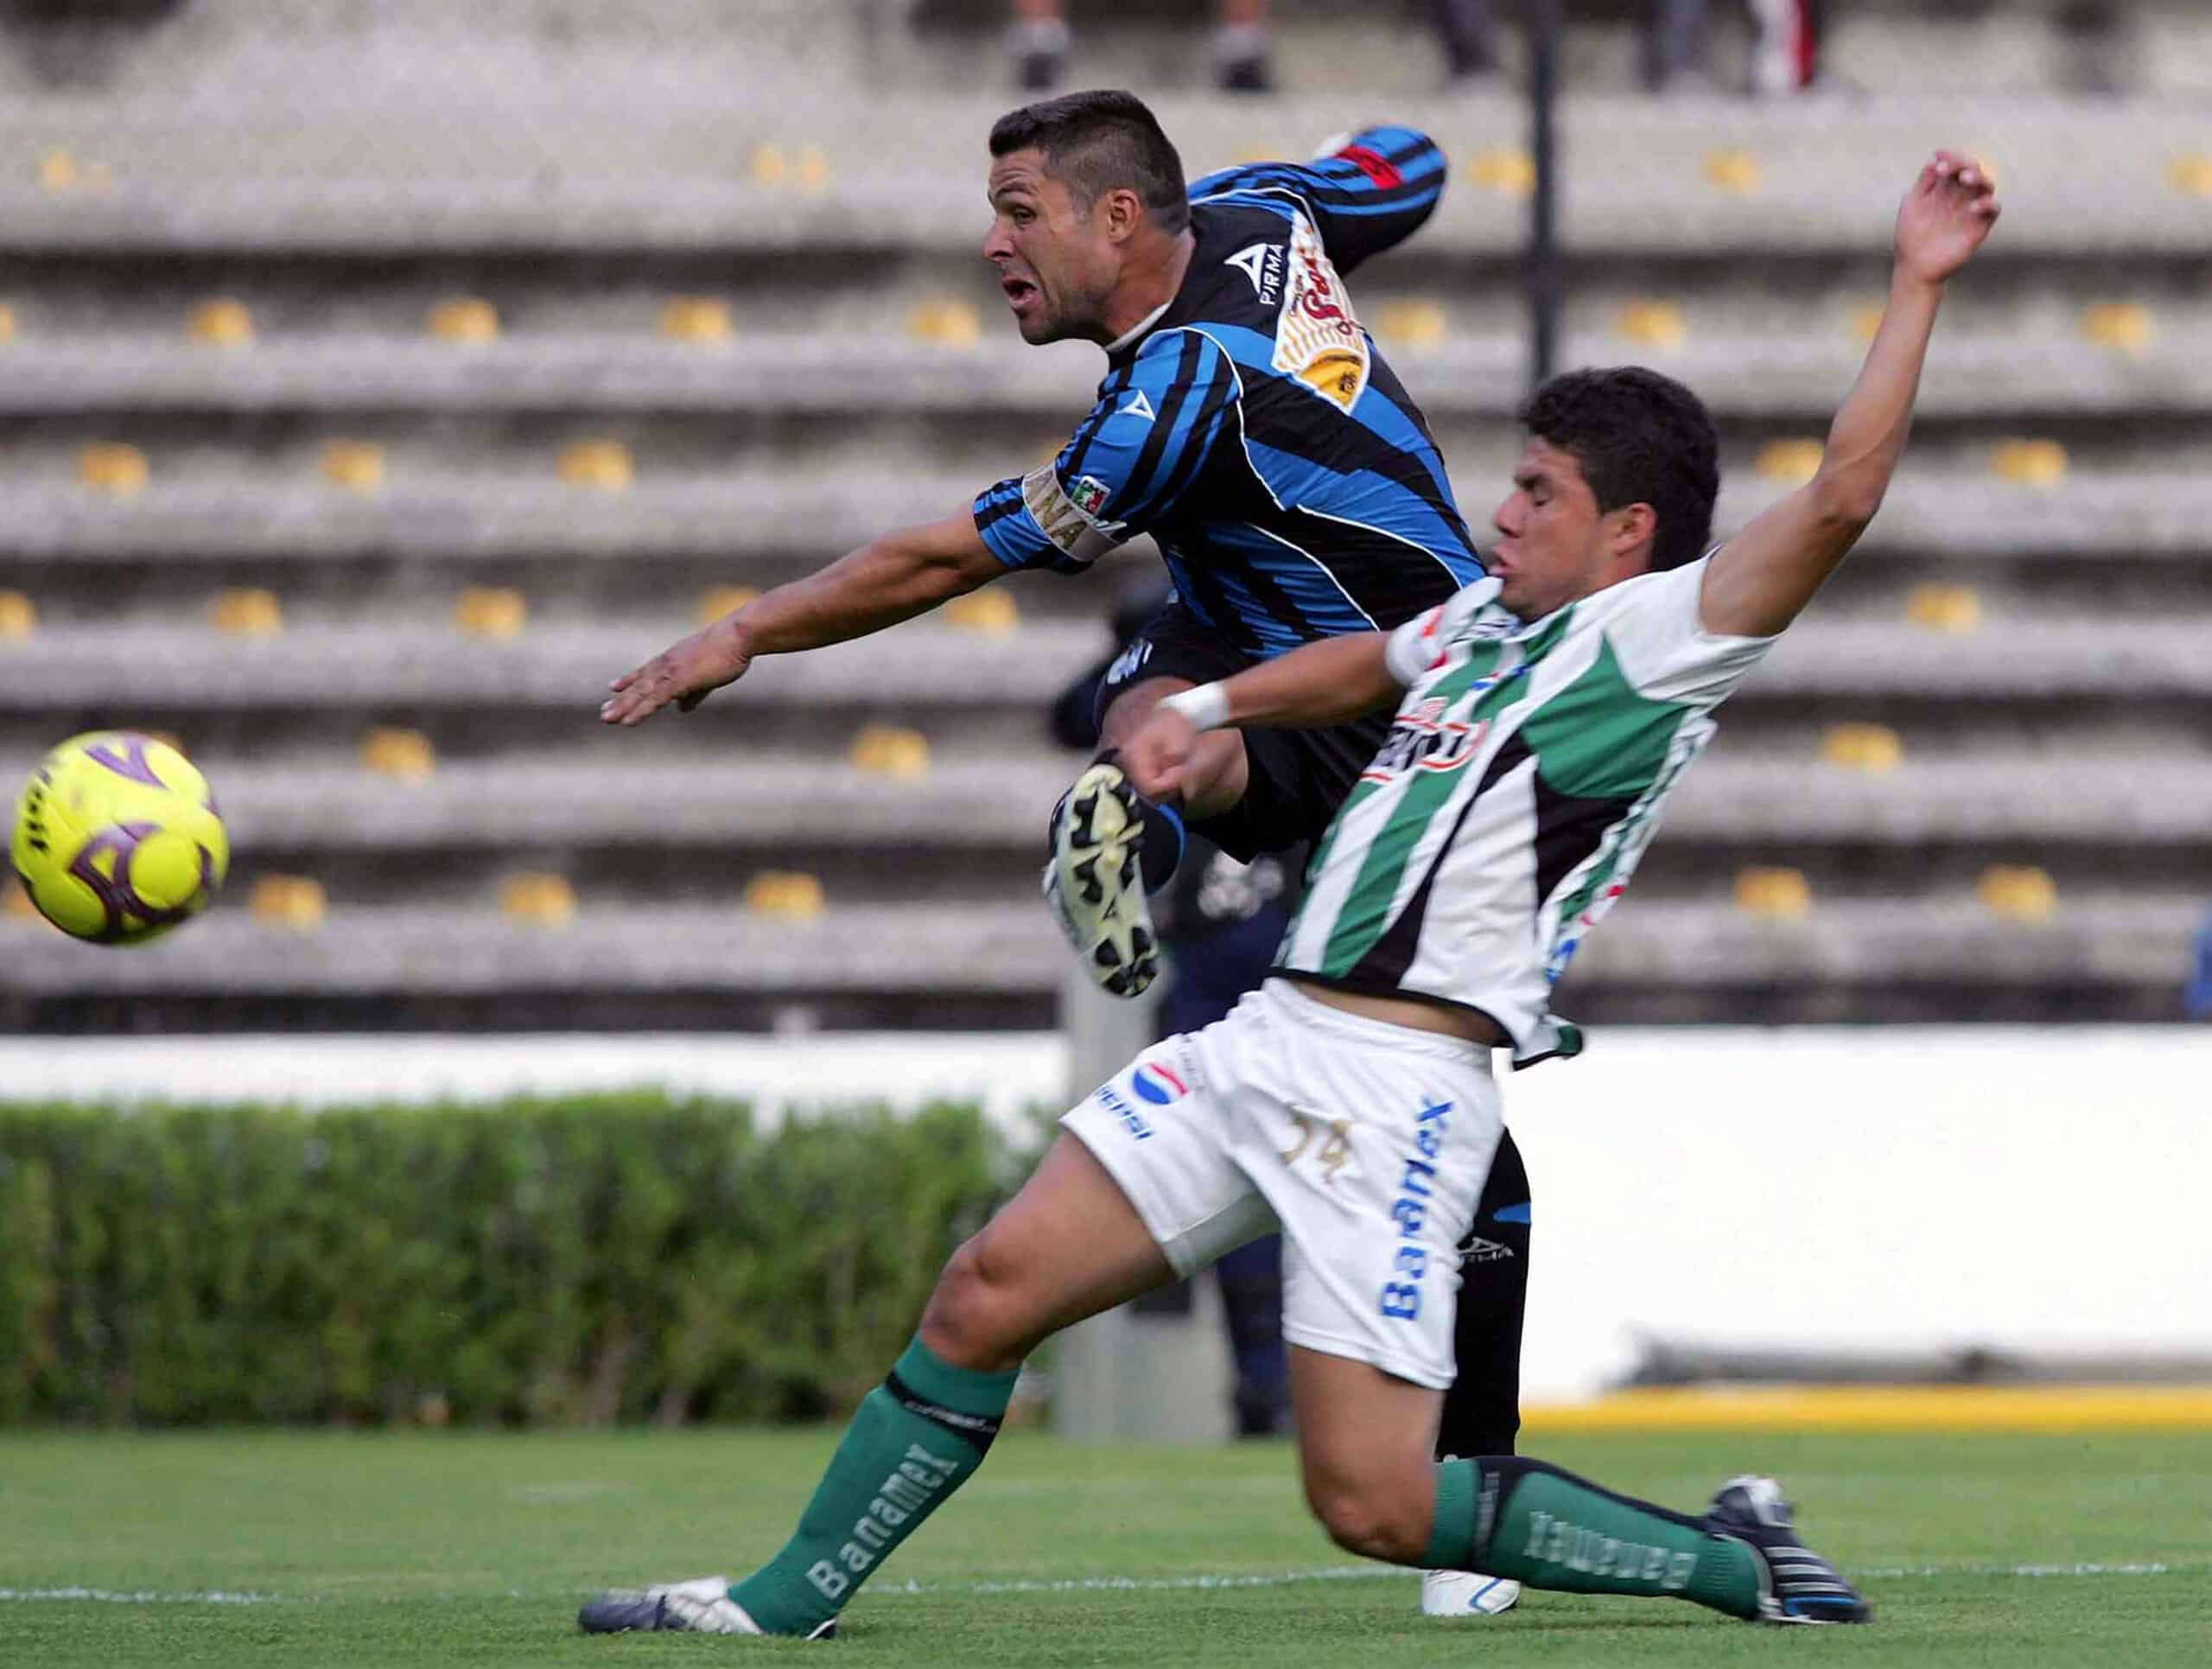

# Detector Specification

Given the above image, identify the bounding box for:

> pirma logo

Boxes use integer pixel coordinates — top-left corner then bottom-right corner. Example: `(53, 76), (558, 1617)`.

(1129, 1060), (1188, 1105)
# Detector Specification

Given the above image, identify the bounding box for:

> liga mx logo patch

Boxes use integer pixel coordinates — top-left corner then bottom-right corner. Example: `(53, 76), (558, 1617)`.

(1128, 1060), (1189, 1105)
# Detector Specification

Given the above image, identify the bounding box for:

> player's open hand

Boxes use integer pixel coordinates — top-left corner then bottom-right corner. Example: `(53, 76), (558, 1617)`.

(1895, 150), (2001, 288)
(1123, 707), (1198, 802)
(601, 621), (751, 725)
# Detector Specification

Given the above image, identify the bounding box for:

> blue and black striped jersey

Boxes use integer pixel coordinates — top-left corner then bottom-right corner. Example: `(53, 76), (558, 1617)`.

(973, 125), (1484, 660)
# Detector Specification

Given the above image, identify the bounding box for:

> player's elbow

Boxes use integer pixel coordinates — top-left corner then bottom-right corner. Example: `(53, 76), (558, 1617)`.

(1808, 468), (1886, 533)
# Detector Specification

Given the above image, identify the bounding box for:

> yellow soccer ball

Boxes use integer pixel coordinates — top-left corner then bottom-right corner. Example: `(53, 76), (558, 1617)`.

(10, 731), (230, 946)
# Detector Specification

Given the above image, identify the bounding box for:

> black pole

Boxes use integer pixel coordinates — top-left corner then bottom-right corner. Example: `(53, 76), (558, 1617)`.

(1528, 0), (1563, 391)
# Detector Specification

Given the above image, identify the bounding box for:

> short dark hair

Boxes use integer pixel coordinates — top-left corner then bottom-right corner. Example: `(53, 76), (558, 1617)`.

(989, 90), (1189, 235)
(1519, 367), (1719, 572)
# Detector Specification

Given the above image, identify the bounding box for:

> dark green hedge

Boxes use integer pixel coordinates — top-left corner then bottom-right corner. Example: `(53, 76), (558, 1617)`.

(0, 1095), (1012, 1427)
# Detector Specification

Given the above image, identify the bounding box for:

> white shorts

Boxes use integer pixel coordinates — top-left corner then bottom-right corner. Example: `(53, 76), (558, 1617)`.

(1062, 978), (1503, 1389)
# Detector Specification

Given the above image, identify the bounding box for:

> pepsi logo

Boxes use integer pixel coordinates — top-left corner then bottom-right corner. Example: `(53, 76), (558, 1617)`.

(1129, 1061), (1189, 1105)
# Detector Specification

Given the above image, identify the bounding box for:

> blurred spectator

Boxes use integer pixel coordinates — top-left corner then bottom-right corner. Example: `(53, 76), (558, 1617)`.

(1646, 0), (1823, 97)
(2187, 908), (2212, 1020)
(1432, 0), (1504, 92)
(1011, 0), (1274, 95)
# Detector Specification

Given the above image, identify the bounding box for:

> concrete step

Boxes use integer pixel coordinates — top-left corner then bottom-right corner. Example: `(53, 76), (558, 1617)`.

(2, 893), (2191, 998)
(2, 612), (2207, 716)
(4, 469), (2209, 571)
(4, 749), (2191, 856)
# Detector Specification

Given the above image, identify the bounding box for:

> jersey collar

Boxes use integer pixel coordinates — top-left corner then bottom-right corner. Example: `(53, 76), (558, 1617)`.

(1103, 297), (1173, 358)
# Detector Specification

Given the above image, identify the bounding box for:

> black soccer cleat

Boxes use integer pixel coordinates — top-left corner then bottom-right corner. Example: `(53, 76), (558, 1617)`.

(1705, 1475), (1873, 1625)
(1043, 761), (1161, 997)
(577, 1575), (837, 1638)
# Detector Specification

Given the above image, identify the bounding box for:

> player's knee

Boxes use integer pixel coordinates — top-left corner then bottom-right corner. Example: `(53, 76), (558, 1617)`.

(917, 1230), (1035, 1372)
(1303, 1474), (1429, 1564)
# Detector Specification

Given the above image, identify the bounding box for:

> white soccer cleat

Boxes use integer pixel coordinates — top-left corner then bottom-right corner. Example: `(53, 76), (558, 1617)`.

(1044, 761), (1161, 997)
(1421, 1570), (1522, 1617)
(575, 1575), (836, 1638)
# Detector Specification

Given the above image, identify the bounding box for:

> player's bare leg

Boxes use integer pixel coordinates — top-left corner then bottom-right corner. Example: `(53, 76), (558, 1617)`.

(580, 1136), (1173, 1639)
(1046, 676), (1249, 997)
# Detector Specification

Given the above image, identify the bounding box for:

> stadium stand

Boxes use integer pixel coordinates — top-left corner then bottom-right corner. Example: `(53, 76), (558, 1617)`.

(2, 0), (2207, 1029)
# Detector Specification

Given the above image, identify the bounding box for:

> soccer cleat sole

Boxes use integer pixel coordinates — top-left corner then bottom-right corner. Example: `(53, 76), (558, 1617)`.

(1046, 762), (1160, 997)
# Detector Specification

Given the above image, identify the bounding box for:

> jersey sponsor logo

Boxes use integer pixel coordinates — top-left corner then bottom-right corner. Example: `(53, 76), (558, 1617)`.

(1021, 462), (1123, 565)
(1115, 389), (1157, 424)
(1380, 1097), (1452, 1321)
(1274, 213), (1370, 414)
(1545, 880), (1628, 983)
(1104, 636), (1153, 687)
(1129, 1059), (1189, 1105)
(1224, 239), (1285, 305)
(1360, 702), (1489, 783)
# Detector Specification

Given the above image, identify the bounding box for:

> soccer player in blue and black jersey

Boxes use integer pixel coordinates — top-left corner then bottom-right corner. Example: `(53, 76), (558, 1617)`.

(600, 93), (1528, 1617)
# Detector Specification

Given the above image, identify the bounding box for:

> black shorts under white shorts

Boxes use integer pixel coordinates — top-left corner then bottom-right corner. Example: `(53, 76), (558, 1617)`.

(1096, 602), (1391, 865)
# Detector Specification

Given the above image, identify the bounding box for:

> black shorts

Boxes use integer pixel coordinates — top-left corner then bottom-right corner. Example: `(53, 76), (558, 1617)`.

(1096, 602), (1391, 865)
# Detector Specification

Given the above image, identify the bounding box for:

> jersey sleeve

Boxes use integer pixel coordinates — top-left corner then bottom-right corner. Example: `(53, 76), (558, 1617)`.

(1188, 124), (1446, 276)
(1607, 555), (1779, 708)
(1383, 577), (1502, 685)
(971, 328), (1238, 576)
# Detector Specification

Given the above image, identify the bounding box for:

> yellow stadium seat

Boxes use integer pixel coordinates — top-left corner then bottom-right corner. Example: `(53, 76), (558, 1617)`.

(559, 440), (634, 492)
(1849, 303), (1886, 344)
(251, 876), (327, 928)
(661, 298), (734, 343)
(320, 441), (386, 494)
(1617, 302), (1685, 351)
(944, 589), (1020, 634)
(1702, 149), (1761, 194)
(500, 872), (577, 924)
(1905, 583), (1981, 633)
(796, 146), (833, 194)
(746, 870), (826, 920)
(429, 297), (500, 343)
(695, 585), (760, 627)
(1468, 149), (1535, 198)
(1821, 723), (1902, 774)
(189, 298), (253, 347)
(38, 150), (78, 192)
(454, 587), (527, 640)
(2170, 155), (2212, 197)
(79, 443), (149, 496)
(1373, 300), (1449, 349)
(908, 300), (982, 347)
(1733, 867), (1811, 919)
(849, 725), (931, 780)
(5, 877), (38, 919)
(1992, 439), (2067, 487)
(209, 588), (283, 637)
(2081, 303), (2152, 354)
(360, 728), (436, 782)
(751, 144), (790, 187)
(1756, 440), (1824, 486)
(0, 303), (16, 345)
(0, 590), (35, 638)
(1979, 865), (2056, 922)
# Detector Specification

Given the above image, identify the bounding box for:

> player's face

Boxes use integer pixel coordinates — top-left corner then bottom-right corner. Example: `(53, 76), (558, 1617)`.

(985, 150), (1117, 345)
(1489, 439), (1641, 620)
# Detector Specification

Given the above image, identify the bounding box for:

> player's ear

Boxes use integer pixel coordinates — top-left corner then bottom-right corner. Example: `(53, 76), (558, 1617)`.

(1608, 502), (1659, 570)
(1101, 186), (1145, 244)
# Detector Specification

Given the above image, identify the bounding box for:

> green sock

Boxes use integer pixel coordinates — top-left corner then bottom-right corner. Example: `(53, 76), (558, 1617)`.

(1425, 1457), (1764, 1619)
(729, 1338), (1019, 1634)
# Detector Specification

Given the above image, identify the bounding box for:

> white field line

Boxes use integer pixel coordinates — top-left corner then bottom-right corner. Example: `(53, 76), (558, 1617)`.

(0, 1562), (2180, 1607)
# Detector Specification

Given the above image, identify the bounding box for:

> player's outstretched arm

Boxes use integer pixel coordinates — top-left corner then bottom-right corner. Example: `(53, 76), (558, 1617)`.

(600, 508), (1003, 726)
(1122, 630), (1403, 801)
(1699, 152), (2001, 639)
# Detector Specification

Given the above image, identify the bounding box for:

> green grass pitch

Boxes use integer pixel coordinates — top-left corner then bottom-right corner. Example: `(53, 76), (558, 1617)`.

(3, 1429), (2207, 1666)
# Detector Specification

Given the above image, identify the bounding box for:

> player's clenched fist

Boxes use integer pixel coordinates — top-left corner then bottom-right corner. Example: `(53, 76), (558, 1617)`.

(601, 621), (752, 726)
(1122, 705), (1199, 802)
(1895, 150), (2001, 288)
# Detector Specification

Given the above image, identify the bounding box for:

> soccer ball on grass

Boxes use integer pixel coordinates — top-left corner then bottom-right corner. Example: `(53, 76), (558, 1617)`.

(10, 730), (229, 946)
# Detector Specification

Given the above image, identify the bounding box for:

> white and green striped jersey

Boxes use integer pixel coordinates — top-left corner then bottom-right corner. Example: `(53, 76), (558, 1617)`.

(1276, 556), (1775, 1065)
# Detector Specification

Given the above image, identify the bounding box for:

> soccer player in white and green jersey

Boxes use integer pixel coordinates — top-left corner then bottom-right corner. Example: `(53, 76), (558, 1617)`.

(578, 152), (1997, 1641)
